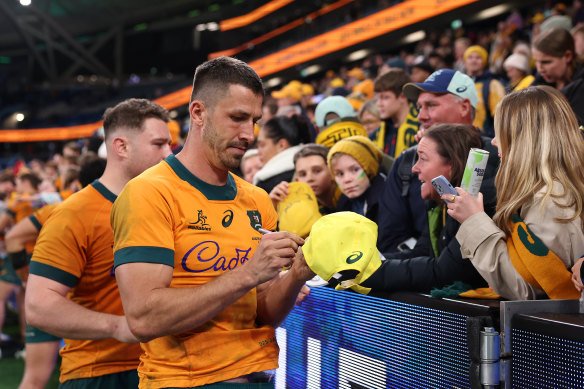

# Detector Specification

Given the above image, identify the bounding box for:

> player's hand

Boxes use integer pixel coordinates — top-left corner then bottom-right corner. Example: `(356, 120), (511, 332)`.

(112, 316), (140, 343)
(295, 284), (311, 306)
(245, 231), (304, 285)
(269, 181), (290, 208)
(290, 246), (315, 283)
(443, 188), (484, 224)
(571, 257), (584, 292)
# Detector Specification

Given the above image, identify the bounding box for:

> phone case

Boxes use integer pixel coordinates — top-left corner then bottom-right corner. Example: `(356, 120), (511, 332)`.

(431, 175), (457, 203)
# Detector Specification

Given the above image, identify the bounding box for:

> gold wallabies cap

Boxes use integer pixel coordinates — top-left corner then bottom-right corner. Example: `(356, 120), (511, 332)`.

(277, 182), (322, 238)
(302, 211), (381, 294)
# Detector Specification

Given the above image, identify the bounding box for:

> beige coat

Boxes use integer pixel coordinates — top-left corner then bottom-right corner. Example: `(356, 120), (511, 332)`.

(456, 184), (584, 300)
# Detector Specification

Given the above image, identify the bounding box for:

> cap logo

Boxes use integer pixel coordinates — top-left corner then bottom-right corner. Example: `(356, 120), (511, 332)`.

(346, 251), (363, 264)
(426, 69), (443, 83)
(456, 86), (467, 93)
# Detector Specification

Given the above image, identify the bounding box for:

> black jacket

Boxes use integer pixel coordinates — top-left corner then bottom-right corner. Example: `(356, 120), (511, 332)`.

(364, 137), (499, 293)
(255, 170), (294, 194)
(562, 66), (584, 125)
(532, 67), (584, 125)
(377, 148), (425, 253)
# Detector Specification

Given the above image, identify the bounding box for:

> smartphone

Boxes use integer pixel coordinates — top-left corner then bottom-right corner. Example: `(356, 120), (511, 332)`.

(431, 175), (457, 203)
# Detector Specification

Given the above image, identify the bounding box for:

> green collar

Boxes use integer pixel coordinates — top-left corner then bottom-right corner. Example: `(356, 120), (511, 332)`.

(165, 154), (237, 201)
(91, 180), (117, 203)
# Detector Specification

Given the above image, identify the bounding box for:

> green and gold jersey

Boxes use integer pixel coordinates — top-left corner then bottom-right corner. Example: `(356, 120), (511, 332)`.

(7, 193), (46, 254)
(112, 154), (279, 389)
(29, 202), (59, 230)
(30, 180), (141, 383)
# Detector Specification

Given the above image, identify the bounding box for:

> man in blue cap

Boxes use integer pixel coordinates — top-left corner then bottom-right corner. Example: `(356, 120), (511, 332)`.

(377, 69), (498, 254)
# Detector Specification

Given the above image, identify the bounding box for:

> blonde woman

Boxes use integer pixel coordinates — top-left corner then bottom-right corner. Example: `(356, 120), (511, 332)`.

(446, 86), (584, 300)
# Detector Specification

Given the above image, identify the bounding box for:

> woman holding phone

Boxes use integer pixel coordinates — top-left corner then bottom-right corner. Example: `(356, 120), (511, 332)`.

(362, 123), (497, 293)
(448, 86), (584, 300)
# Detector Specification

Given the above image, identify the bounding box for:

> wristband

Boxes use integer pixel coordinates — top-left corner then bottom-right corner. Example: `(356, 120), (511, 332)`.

(8, 249), (28, 270)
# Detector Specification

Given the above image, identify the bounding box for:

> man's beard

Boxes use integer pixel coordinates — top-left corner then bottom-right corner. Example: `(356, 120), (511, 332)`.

(203, 118), (249, 171)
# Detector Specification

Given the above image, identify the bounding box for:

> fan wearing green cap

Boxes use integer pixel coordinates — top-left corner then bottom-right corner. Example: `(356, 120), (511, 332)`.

(327, 136), (385, 225)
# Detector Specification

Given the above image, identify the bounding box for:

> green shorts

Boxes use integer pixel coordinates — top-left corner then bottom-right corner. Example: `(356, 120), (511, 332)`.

(165, 373), (274, 389)
(59, 369), (139, 389)
(0, 255), (22, 286)
(25, 323), (60, 343)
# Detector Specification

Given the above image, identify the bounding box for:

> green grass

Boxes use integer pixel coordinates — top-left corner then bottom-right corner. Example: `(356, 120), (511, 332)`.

(0, 358), (60, 389)
(0, 307), (60, 389)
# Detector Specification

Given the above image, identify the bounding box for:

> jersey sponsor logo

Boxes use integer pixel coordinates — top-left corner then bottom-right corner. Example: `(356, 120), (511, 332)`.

(222, 209), (234, 228)
(346, 251), (363, 264)
(181, 240), (252, 272)
(188, 210), (212, 231)
(247, 210), (262, 231)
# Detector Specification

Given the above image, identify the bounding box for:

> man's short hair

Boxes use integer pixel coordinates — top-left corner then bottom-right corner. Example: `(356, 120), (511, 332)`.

(102, 98), (170, 140)
(293, 143), (329, 166)
(374, 68), (411, 96)
(18, 172), (41, 190)
(190, 56), (264, 108)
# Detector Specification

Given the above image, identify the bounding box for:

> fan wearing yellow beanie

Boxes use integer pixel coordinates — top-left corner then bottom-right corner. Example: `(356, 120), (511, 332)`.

(463, 45), (505, 137)
(327, 136), (386, 225)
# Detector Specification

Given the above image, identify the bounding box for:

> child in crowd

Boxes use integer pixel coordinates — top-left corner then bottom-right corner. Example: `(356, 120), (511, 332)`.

(270, 143), (339, 215)
(326, 136), (385, 224)
(371, 68), (420, 158)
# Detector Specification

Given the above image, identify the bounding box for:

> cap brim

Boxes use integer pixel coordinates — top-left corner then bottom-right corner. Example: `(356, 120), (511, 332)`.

(402, 82), (447, 101)
(271, 90), (287, 99)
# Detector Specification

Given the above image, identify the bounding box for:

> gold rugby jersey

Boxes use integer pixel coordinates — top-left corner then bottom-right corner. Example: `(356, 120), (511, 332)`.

(30, 180), (141, 383)
(112, 154), (279, 389)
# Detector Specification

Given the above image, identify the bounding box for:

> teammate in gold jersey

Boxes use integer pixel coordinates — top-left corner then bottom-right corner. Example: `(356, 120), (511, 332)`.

(6, 157), (106, 389)
(25, 98), (172, 388)
(112, 57), (315, 389)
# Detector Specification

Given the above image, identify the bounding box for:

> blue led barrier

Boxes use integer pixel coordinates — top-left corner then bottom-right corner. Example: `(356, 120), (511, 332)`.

(512, 328), (584, 389)
(276, 287), (472, 389)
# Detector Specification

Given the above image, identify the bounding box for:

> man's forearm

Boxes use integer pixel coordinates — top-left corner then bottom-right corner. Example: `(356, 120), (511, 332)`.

(256, 269), (306, 327)
(26, 280), (126, 340)
(117, 264), (260, 342)
(116, 232), (303, 341)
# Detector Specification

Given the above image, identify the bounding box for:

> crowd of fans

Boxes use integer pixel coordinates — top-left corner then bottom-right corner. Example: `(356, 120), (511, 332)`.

(240, 2), (584, 297)
(1, 1), (584, 387)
